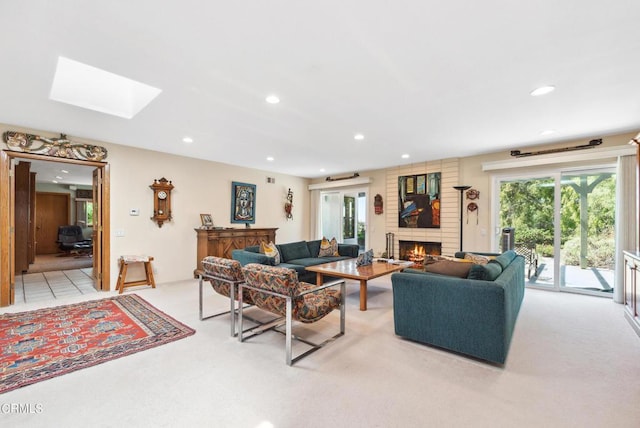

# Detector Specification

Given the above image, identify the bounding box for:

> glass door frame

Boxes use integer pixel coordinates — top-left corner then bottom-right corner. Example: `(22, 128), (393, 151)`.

(317, 186), (369, 251)
(491, 163), (616, 296)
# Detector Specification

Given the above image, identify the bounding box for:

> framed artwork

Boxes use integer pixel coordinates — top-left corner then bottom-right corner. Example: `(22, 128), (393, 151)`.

(398, 172), (441, 229)
(200, 213), (214, 228)
(416, 175), (426, 194)
(230, 181), (256, 224)
(406, 176), (415, 194)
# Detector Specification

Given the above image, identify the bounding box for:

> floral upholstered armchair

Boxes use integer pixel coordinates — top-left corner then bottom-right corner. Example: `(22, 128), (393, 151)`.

(199, 256), (252, 336)
(239, 263), (346, 365)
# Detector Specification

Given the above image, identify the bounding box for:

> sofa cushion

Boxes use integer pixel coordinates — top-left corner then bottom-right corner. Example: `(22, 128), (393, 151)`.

(493, 250), (517, 270)
(260, 241), (280, 265)
(286, 257), (329, 268)
(467, 262), (503, 281)
(464, 253), (491, 265)
(306, 240), (322, 257)
(278, 262), (307, 276)
(279, 241), (312, 262)
(424, 260), (473, 278)
(318, 237), (339, 257)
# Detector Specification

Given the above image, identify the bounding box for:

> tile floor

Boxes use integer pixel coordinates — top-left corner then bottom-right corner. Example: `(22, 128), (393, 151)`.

(15, 268), (97, 305)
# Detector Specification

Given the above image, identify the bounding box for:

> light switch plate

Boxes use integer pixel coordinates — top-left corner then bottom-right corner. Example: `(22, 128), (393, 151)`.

(130, 208), (139, 216)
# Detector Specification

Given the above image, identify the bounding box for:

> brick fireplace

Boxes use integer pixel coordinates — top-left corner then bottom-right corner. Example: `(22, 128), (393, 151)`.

(399, 240), (442, 266)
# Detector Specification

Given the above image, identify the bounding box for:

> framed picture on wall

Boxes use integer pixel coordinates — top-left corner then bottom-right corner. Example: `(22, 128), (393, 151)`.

(398, 173), (441, 229)
(200, 213), (214, 228)
(230, 181), (256, 224)
(406, 176), (415, 194)
(416, 175), (426, 194)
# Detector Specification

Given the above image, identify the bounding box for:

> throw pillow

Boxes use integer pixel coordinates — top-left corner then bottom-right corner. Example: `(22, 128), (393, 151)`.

(464, 253), (490, 265)
(318, 236), (340, 257)
(356, 249), (374, 266)
(260, 241), (280, 265)
(438, 255), (473, 263)
(424, 260), (474, 278)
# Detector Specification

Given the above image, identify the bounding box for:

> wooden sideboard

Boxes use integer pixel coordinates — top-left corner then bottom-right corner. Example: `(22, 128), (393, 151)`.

(623, 251), (640, 337)
(194, 227), (277, 274)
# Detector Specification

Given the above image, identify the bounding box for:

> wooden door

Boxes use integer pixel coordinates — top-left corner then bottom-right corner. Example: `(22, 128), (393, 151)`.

(14, 161), (30, 272)
(92, 168), (102, 290)
(28, 172), (36, 264)
(35, 192), (70, 255)
(1, 151), (110, 307)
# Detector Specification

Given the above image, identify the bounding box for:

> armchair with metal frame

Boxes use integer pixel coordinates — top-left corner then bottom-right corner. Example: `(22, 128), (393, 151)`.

(239, 263), (346, 366)
(198, 256), (249, 337)
(198, 256), (282, 337)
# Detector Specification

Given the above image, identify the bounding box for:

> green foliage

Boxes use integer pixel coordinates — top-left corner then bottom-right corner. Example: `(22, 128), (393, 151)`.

(500, 178), (554, 245)
(561, 230), (615, 269)
(500, 173), (615, 267)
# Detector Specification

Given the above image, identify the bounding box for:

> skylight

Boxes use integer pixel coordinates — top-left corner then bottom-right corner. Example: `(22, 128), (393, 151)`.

(49, 56), (162, 119)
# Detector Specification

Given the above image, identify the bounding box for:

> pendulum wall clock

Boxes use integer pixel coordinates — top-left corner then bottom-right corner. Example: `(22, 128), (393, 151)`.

(150, 177), (174, 227)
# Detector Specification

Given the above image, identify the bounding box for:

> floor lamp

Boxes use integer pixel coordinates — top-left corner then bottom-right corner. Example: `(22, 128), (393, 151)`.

(453, 185), (471, 252)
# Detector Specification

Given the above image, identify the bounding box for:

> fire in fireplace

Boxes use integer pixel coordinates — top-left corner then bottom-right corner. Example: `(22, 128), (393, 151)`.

(399, 240), (442, 266)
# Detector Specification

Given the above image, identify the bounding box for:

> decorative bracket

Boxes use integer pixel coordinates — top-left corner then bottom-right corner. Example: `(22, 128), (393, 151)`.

(2, 131), (108, 161)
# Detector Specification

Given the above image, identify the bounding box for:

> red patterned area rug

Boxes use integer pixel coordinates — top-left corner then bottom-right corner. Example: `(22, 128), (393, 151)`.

(0, 294), (195, 394)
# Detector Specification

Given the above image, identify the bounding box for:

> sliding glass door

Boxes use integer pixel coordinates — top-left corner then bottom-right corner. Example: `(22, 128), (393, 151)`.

(319, 189), (367, 252)
(498, 176), (555, 288)
(496, 167), (616, 296)
(559, 170), (616, 294)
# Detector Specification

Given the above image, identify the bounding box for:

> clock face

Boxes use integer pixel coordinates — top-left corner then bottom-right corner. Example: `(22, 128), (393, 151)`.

(158, 190), (167, 200)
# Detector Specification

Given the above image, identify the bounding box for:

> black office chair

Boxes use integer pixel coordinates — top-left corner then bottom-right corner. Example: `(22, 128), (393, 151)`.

(57, 225), (93, 255)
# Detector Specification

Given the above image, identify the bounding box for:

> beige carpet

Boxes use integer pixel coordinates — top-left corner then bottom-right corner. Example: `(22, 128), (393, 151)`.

(2, 276), (639, 427)
(27, 253), (93, 274)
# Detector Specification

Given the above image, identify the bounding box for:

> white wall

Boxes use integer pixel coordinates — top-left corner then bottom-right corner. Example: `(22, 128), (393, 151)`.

(1, 124), (310, 288)
(4, 123), (638, 288)
(102, 141), (310, 286)
(458, 131), (638, 252)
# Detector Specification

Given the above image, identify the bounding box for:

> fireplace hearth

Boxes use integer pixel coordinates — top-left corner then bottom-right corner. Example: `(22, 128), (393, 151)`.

(399, 240), (442, 266)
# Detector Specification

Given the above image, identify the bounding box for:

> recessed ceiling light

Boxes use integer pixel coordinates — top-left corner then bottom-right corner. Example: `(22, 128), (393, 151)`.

(401, 154), (410, 159)
(266, 156), (274, 161)
(265, 95), (280, 104)
(540, 129), (556, 136)
(52, 180), (58, 184)
(55, 176), (63, 179)
(530, 85), (555, 96)
(354, 133), (365, 141)
(182, 136), (193, 143)
(50, 56), (162, 119)
(320, 168), (326, 172)
(61, 169), (69, 174)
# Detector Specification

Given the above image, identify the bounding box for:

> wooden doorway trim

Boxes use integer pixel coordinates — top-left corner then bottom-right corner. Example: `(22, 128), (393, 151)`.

(0, 151), (110, 306)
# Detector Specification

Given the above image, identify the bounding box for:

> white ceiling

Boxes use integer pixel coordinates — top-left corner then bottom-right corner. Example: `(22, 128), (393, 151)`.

(1, 1), (639, 179)
(27, 158), (94, 186)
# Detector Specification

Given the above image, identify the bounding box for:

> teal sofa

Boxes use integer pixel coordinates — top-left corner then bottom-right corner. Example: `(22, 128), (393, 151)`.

(391, 250), (525, 364)
(231, 240), (359, 283)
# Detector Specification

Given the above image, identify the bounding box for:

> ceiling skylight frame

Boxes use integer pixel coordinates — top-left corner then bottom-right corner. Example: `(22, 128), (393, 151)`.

(49, 56), (162, 119)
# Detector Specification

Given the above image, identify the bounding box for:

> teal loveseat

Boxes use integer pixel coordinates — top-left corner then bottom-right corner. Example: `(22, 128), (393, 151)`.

(231, 240), (359, 284)
(391, 250), (525, 364)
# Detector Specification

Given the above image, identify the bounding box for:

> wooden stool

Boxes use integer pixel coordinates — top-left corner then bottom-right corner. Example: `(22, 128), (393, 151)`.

(116, 255), (156, 294)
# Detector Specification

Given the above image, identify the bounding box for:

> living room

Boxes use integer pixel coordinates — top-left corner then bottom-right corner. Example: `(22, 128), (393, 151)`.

(1, 2), (640, 427)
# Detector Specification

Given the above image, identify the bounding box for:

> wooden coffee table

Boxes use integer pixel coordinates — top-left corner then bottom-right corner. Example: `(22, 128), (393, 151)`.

(306, 259), (413, 311)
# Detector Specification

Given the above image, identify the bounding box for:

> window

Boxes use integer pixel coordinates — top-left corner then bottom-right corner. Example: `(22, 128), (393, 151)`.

(75, 199), (93, 227)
